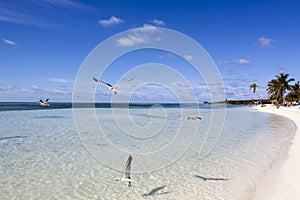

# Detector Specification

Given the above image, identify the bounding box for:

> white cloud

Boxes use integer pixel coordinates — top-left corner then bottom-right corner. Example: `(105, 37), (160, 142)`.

(184, 54), (193, 61)
(138, 24), (158, 32)
(149, 19), (165, 26)
(219, 58), (251, 65)
(2, 38), (16, 45)
(48, 78), (73, 84)
(258, 37), (273, 48)
(98, 16), (124, 26)
(116, 34), (148, 47)
(237, 58), (251, 65)
(115, 24), (159, 47)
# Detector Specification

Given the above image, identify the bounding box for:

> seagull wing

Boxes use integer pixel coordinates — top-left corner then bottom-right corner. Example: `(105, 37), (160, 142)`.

(93, 77), (100, 82)
(40, 100), (44, 103)
(93, 77), (113, 88)
(45, 98), (49, 103)
(115, 77), (135, 89)
(124, 155), (132, 179)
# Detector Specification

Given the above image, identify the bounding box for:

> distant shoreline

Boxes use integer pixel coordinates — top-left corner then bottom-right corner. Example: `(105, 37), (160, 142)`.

(0, 99), (268, 104)
(0, 100), (266, 112)
(214, 99), (271, 105)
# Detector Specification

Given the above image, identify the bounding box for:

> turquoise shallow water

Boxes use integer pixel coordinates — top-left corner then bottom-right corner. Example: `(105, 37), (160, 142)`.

(0, 106), (295, 199)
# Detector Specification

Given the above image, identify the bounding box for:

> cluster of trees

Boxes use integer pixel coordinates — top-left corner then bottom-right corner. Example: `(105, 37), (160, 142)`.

(250, 73), (300, 104)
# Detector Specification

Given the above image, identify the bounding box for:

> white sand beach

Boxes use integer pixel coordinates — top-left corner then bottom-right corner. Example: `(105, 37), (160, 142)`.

(254, 105), (300, 200)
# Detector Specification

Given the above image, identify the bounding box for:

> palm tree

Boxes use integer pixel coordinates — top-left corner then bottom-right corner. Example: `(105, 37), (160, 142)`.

(275, 73), (295, 103)
(250, 83), (258, 93)
(267, 73), (295, 104)
(286, 81), (300, 102)
(249, 83), (261, 103)
(266, 79), (280, 101)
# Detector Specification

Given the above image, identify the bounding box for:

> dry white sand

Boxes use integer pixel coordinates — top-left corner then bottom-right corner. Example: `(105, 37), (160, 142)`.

(254, 104), (300, 200)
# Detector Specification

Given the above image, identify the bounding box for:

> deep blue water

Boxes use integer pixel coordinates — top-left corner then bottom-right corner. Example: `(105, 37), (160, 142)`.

(0, 102), (230, 112)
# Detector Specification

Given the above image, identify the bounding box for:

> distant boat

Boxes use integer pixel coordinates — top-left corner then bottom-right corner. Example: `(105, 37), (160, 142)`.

(40, 98), (50, 106)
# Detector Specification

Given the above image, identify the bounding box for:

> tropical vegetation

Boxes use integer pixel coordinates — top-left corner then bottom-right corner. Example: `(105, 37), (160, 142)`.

(266, 73), (299, 104)
(217, 73), (299, 105)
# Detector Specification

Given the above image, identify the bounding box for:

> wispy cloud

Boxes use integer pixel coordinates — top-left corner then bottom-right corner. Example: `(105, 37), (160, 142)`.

(0, 1), (92, 29)
(0, 85), (73, 101)
(0, 2), (57, 28)
(43, 0), (91, 10)
(219, 58), (251, 65)
(170, 81), (190, 88)
(237, 58), (251, 65)
(258, 37), (273, 48)
(218, 60), (230, 65)
(28, 85), (45, 93)
(0, 6), (46, 27)
(149, 19), (165, 26)
(50, 89), (72, 96)
(217, 76), (270, 100)
(278, 67), (286, 73)
(48, 78), (74, 84)
(184, 54), (193, 61)
(98, 16), (124, 27)
(115, 24), (159, 47)
(0, 85), (20, 92)
(2, 38), (16, 45)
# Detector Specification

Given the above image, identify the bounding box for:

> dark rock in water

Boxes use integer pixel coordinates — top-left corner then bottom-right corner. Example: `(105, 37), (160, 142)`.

(187, 116), (202, 120)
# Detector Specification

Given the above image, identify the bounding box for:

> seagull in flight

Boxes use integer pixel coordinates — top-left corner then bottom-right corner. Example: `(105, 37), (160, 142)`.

(93, 77), (135, 94)
(39, 98), (50, 106)
(116, 155), (134, 187)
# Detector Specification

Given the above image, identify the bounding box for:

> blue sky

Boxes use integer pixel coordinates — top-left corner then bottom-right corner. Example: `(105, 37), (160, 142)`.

(1, 0), (300, 102)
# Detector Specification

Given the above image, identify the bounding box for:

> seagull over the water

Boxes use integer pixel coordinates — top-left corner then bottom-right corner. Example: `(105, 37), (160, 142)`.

(39, 98), (50, 106)
(93, 77), (135, 94)
(116, 155), (134, 187)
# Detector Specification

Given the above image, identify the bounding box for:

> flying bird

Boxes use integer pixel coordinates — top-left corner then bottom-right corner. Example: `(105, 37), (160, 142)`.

(39, 98), (50, 106)
(116, 155), (134, 187)
(93, 77), (135, 94)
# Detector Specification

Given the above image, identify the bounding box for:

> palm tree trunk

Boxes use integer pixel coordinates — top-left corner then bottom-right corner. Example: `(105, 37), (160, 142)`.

(256, 92), (262, 104)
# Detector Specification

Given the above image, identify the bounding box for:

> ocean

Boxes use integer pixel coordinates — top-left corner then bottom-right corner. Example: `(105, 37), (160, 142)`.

(0, 103), (295, 199)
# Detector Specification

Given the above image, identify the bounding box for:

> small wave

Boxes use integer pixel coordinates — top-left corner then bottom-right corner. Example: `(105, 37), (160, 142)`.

(33, 116), (68, 119)
(0, 136), (28, 140)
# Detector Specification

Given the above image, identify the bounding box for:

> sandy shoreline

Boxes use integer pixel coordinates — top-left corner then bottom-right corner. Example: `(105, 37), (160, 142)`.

(254, 105), (300, 200)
